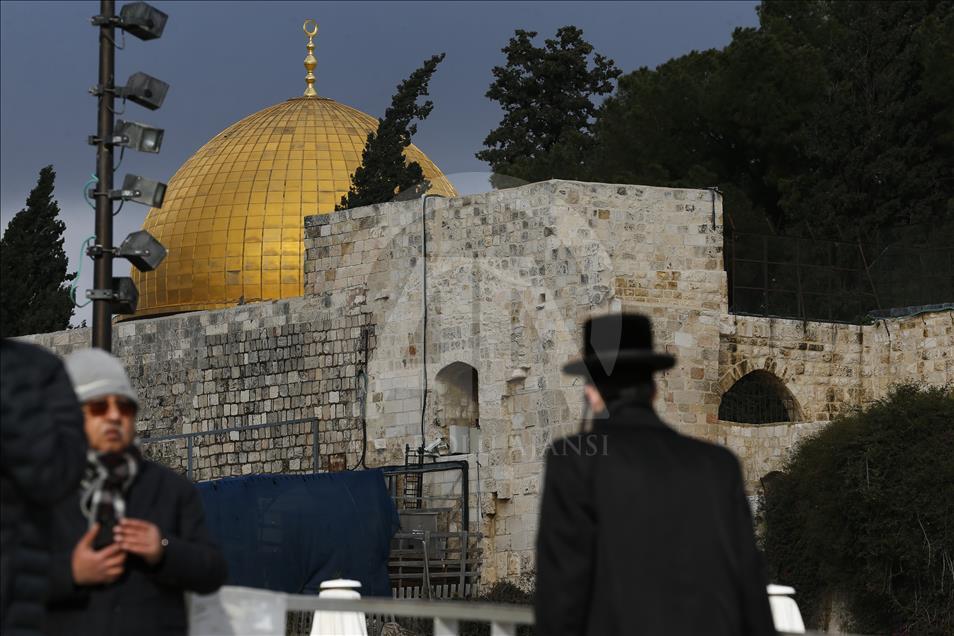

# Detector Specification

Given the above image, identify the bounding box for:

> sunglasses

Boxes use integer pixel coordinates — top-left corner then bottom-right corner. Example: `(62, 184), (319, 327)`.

(84, 396), (138, 418)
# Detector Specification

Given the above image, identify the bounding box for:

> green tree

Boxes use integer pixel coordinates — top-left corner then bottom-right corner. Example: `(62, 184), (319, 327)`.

(0, 165), (75, 337)
(588, 0), (954, 239)
(762, 384), (954, 634)
(338, 54), (445, 210)
(589, 24), (822, 234)
(761, 0), (954, 239)
(477, 27), (620, 187)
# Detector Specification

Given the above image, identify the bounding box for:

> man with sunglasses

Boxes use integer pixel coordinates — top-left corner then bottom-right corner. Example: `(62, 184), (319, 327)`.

(45, 348), (227, 636)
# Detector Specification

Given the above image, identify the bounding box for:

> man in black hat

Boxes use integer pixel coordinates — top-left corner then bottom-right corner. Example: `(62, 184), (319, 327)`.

(535, 313), (776, 636)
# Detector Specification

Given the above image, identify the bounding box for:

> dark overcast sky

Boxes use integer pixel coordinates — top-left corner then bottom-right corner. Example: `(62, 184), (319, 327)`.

(0, 1), (759, 324)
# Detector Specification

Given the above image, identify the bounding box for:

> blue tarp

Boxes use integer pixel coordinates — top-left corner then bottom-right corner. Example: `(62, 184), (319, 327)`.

(196, 470), (399, 596)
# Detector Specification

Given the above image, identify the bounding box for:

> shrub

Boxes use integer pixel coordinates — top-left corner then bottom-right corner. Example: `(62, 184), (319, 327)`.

(762, 384), (954, 634)
(460, 581), (534, 636)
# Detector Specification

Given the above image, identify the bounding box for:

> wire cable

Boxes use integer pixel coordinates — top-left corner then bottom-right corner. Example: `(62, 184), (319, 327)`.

(69, 235), (97, 308)
(351, 369), (368, 470)
(349, 327), (371, 471)
(419, 196), (434, 453)
(83, 175), (98, 210)
(111, 146), (126, 216)
(113, 145), (126, 173)
(103, 29), (125, 50)
(107, 96), (127, 116)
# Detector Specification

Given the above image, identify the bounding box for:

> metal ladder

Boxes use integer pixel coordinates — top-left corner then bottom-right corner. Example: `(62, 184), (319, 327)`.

(403, 444), (423, 509)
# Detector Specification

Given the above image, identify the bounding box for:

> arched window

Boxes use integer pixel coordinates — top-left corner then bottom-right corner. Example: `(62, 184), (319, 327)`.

(434, 362), (479, 429)
(719, 370), (799, 424)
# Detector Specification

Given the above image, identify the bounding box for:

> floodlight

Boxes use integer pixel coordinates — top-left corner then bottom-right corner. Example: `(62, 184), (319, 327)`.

(121, 72), (169, 110)
(116, 120), (164, 153)
(119, 2), (168, 40)
(112, 277), (139, 314)
(112, 174), (167, 208)
(118, 230), (167, 272)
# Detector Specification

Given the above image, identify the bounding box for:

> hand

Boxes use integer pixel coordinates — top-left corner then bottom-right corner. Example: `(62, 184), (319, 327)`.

(72, 523), (126, 585)
(115, 518), (164, 565)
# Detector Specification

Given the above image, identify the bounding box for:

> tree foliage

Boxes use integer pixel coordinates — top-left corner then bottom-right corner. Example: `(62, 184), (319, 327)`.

(338, 54), (445, 210)
(761, 384), (954, 634)
(0, 165), (75, 337)
(477, 27), (620, 187)
(588, 0), (954, 239)
(461, 582), (534, 636)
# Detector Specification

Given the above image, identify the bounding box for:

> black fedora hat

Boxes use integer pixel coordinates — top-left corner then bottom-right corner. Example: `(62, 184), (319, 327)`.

(563, 313), (675, 377)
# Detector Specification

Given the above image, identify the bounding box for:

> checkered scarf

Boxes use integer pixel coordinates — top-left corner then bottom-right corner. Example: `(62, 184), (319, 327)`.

(80, 449), (139, 546)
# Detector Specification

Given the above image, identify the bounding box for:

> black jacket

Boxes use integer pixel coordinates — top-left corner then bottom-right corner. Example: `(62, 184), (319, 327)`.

(1, 340), (87, 636)
(46, 457), (228, 636)
(535, 402), (776, 636)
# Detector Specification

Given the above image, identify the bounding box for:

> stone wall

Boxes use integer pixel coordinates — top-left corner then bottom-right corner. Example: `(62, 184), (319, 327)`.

(25, 297), (373, 479)
(718, 310), (953, 489)
(301, 180), (725, 585)
(23, 179), (952, 589)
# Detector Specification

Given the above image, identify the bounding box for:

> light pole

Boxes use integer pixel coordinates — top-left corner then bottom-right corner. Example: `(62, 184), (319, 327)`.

(92, 0), (116, 350)
(88, 1), (169, 350)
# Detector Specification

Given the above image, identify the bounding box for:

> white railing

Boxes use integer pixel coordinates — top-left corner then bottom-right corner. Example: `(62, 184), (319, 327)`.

(191, 586), (826, 636)
(189, 586), (532, 636)
(287, 595), (532, 636)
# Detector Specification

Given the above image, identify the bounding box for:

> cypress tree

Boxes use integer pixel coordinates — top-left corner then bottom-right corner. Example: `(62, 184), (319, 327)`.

(0, 165), (75, 336)
(338, 54), (445, 210)
(477, 27), (620, 187)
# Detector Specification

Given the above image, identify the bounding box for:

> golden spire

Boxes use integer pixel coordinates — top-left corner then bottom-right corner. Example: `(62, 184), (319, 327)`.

(302, 19), (318, 97)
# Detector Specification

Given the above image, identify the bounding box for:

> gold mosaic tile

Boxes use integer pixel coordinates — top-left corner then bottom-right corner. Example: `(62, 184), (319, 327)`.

(129, 96), (457, 318)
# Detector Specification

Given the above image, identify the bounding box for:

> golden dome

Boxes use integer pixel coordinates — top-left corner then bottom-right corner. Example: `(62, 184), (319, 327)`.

(130, 96), (457, 318)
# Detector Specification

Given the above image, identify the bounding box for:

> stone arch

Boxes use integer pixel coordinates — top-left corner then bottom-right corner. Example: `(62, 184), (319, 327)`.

(718, 369), (803, 424)
(434, 362), (479, 429)
(719, 356), (793, 393)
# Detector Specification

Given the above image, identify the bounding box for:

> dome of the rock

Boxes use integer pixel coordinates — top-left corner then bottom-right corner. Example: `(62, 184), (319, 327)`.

(130, 94), (457, 318)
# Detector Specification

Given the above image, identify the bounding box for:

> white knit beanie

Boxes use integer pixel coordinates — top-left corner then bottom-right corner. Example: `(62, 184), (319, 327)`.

(64, 348), (139, 406)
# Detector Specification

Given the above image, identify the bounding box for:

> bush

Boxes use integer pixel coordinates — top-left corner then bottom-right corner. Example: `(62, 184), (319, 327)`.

(762, 384), (954, 634)
(460, 582), (534, 636)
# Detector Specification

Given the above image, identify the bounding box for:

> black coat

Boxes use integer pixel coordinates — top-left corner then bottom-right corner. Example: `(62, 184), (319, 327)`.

(46, 457), (228, 636)
(1, 340), (87, 636)
(535, 403), (776, 636)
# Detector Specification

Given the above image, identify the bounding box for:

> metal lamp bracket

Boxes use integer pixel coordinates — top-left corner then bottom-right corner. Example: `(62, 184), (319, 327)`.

(86, 244), (118, 258)
(86, 288), (117, 300)
(108, 189), (141, 201)
(88, 134), (129, 146)
(88, 85), (119, 97)
(90, 15), (122, 27)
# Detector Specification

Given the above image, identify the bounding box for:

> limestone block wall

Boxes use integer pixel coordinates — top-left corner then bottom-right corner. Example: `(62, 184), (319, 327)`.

(718, 310), (953, 490)
(22, 178), (949, 590)
(25, 179), (729, 588)
(303, 180), (726, 585)
(25, 297), (373, 479)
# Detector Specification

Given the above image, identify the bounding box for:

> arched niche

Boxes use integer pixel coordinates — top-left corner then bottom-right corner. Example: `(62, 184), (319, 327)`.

(434, 362), (479, 429)
(718, 370), (801, 424)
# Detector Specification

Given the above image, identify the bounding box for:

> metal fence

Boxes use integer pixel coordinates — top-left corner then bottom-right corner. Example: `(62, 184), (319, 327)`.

(380, 460), (482, 601)
(284, 593), (822, 636)
(286, 594), (532, 636)
(142, 421), (483, 603)
(140, 416), (320, 480)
